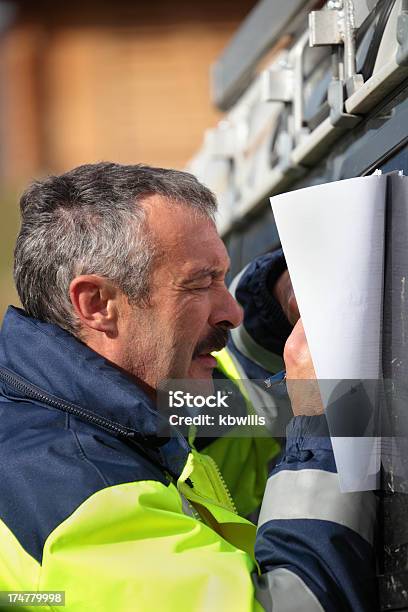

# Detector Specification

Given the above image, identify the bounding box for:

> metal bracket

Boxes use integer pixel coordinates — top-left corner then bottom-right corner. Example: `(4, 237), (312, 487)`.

(309, 0), (362, 127)
(261, 67), (294, 103)
(328, 79), (361, 128)
(396, 8), (408, 67)
(309, 8), (342, 46)
(205, 122), (236, 159)
(275, 130), (294, 172)
(309, 0), (364, 96)
(261, 31), (310, 171)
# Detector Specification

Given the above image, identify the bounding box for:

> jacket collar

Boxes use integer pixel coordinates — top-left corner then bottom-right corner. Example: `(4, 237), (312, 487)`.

(0, 306), (189, 475)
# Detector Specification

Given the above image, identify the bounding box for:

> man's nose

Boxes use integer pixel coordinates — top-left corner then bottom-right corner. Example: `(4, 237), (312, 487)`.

(209, 287), (244, 330)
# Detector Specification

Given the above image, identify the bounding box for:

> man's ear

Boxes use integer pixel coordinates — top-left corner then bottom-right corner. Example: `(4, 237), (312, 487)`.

(69, 275), (119, 336)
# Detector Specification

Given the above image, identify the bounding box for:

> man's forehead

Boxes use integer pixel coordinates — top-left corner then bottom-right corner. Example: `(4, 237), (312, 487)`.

(143, 194), (229, 270)
(176, 236), (230, 279)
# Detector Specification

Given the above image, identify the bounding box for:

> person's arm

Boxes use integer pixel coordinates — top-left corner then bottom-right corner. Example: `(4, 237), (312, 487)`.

(254, 319), (377, 611)
(255, 415), (377, 612)
(230, 249), (295, 374)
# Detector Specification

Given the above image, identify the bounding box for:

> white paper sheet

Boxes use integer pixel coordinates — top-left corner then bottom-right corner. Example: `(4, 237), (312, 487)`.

(271, 175), (387, 491)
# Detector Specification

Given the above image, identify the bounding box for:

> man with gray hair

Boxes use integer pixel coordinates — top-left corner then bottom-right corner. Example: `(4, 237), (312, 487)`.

(0, 162), (376, 611)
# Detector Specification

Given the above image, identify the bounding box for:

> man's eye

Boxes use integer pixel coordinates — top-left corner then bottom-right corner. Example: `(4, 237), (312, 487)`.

(192, 284), (211, 291)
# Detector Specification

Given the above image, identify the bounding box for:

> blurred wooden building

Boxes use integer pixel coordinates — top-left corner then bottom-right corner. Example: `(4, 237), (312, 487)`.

(0, 0), (255, 183)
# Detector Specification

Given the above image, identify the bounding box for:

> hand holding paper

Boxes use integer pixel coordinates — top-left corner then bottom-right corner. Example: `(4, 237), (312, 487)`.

(273, 269), (300, 326)
(284, 318), (324, 416)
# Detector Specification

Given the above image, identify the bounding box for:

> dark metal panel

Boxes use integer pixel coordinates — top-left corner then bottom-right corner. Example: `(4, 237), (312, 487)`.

(380, 173), (408, 611)
(224, 202), (280, 283)
(224, 231), (244, 287)
(240, 205), (279, 264)
(340, 102), (408, 179)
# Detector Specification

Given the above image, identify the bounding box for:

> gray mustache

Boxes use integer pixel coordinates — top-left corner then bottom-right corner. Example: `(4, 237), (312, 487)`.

(193, 327), (229, 358)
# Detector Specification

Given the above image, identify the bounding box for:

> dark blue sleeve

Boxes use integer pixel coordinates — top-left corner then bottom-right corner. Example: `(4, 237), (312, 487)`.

(233, 249), (292, 359)
(254, 415), (378, 612)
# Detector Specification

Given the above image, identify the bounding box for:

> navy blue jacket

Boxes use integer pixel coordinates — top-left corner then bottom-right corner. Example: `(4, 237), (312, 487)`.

(0, 251), (378, 610)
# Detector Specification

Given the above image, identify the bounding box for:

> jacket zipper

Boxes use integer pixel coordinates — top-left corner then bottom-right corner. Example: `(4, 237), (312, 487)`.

(198, 452), (237, 514)
(179, 449), (237, 515)
(0, 366), (137, 439)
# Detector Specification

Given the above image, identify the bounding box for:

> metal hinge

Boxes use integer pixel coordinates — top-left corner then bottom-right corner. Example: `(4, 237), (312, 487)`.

(261, 34), (310, 170)
(309, 0), (363, 127)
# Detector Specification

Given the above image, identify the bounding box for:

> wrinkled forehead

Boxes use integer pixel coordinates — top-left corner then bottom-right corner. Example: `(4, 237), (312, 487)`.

(142, 195), (229, 275)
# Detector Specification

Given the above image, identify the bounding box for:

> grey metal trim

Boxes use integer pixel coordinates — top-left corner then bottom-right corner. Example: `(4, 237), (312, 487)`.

(340, 89), (408, 179)
(211, 0), (316, 110)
